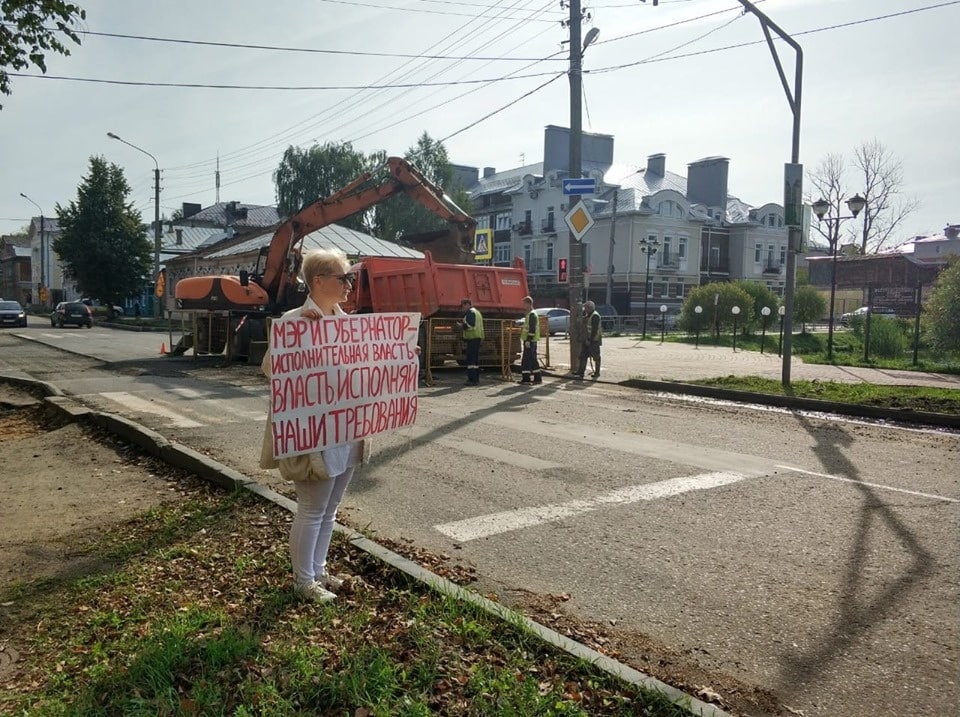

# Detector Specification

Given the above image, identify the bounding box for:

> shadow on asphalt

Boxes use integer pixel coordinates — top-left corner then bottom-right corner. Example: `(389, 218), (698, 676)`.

(774, 411), (934, 699)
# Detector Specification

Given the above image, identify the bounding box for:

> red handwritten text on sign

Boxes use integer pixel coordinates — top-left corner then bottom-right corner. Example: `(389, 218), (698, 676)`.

(269, 312), (420, 459)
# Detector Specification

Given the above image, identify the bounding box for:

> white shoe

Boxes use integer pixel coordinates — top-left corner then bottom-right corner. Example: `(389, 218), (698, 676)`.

(294, 580), (336, 603)
(319, 573), (348, 592)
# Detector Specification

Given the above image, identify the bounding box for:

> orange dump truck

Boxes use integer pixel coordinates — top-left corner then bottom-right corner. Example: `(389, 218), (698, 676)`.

(349, 252), (529, 368)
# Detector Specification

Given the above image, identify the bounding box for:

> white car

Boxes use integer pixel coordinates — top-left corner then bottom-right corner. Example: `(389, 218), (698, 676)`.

(516, 307), (570, 336)
(839, 306), (897, 326)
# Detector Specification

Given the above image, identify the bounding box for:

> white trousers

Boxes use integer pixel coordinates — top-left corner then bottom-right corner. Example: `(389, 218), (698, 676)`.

(290, 468), (355, 586)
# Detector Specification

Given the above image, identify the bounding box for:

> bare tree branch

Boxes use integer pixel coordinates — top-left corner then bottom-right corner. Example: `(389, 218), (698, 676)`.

(852, 139), (919, 254)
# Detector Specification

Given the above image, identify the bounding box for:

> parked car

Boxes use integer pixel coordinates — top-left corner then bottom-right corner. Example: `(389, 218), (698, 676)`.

(515, 307), (570, 336)
(839, 306), (897, 327)
(0, 300), (28, 328)
(50, 301), (93, 328)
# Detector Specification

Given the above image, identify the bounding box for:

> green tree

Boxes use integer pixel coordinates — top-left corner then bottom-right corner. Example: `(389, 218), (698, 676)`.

(53, 156), (152, 307)
(792, 284), (827, 333)
(679, 282), (753, 337)
(272, 140), (374, 226)
(372, 132), (472, 243)
(734, 280), (780, 334)
(923, 257), (960, 353)
(1, 1), (85, 109)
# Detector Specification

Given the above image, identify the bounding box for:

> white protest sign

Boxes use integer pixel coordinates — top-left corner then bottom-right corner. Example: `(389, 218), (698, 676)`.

(269, 312), (420, 459)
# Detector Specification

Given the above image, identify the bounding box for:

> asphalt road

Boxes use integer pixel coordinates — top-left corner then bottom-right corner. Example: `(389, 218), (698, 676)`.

(2, 320), (958, 717)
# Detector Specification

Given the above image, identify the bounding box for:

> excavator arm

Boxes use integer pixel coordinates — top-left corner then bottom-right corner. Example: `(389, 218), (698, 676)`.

(263, 156), (476, 311)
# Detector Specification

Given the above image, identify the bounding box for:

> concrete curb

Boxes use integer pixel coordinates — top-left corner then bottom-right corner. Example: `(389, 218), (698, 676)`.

(619, 378), (960, 430)
(540, 370), (960, 430)
(0, 372), (731, 717)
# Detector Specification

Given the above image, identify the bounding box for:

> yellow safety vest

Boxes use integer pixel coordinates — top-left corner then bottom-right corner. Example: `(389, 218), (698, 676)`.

(463, 307), (484, 340)
(520, 310), (540, 342)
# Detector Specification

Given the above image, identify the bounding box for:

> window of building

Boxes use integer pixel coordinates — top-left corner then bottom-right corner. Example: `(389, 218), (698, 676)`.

(660, 282), (669, 297)
(779, 246), (786, 266)
(524, 209), (532, 224)
(767, 244), (775, 265)
(547, 206), (555, 225)
(678, 237), (687, 261)
(523, 243), (532, 268)
(754, 243), (763, 263)
(546, 242), (554, 270)
(495, 212), (511, 231)
(674, 281), (685, 298)
(476, 215), (491, 230)
(494, 242), (512, 264)
(661, 236), (672, 265)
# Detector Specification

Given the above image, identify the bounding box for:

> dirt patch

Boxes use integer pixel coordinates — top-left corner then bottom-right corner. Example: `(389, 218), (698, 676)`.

(0, 395), (192, 587)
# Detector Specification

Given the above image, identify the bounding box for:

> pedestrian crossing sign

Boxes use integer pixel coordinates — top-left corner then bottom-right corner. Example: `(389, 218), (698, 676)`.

(474, 228), (493, 260)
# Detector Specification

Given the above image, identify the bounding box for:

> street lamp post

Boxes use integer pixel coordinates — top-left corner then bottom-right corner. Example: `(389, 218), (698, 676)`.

(639, 236), (659, 339)
(107, 132), (162, 317)
(811, 193), (866, 361)
(19, 193), (46, 304)
(694, 305), (703, 348)
(645, 0), (803, 387)
(659, 304), (667, 343)
(777, 304), (786, 357)
(760, 306), (771, 353)
(566, 1), (601, 374)
(731, 305), (741, 352)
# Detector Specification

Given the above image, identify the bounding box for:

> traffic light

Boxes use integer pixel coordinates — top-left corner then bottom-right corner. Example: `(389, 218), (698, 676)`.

(557, 257), (568, 283)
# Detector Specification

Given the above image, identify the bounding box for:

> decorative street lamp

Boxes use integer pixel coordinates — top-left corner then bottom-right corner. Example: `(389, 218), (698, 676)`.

(107, 132), (162, 317)
(639, 236), (659, 339)
(694, 305), (703, 348)
(731, 305), (741, 352)
(811, 193), (866, 361)
(659, 304), (667, 343)
(760, 306), (771, 354)
(19, 193), (47, 305)
(777, 305), (786, 357)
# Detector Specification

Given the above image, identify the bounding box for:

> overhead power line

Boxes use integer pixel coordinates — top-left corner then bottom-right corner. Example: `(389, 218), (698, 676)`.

(60, 26), (565, 62)
(314, 0), (557, 21)
(5, 69), (559, 91)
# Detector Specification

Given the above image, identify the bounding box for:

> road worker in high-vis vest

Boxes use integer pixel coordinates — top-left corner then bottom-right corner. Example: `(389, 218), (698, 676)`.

(459, 298), (484, 386)
(519, 296), (542, 385)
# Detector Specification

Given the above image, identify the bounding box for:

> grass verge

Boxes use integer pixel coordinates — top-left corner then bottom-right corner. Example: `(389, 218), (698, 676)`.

(682, 375), (960, 415)
(0, 484), (696, 717)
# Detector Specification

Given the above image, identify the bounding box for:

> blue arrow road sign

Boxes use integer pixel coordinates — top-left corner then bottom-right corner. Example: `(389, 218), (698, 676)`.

(562, 178), (597, 195)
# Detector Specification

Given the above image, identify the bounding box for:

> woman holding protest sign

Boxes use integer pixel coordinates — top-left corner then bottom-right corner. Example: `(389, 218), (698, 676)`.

(259, 247), (370, 603)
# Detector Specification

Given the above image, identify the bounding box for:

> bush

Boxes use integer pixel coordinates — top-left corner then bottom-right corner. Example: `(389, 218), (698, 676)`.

(867, 316), (907, 359)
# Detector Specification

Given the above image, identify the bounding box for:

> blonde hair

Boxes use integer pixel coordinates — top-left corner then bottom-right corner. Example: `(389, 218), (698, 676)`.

(301, 247), (350, 285)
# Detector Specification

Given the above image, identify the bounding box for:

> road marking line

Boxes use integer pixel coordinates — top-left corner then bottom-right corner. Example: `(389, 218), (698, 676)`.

(398, 425), (560, 471)
(775, 464), (959, 503)
(169, 387), (266, 421)
(100, 391), (204, 428)
(434, 471), (747, 542)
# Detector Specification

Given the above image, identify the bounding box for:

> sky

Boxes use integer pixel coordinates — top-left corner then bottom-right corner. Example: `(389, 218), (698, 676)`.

(1, 0), (957, 245)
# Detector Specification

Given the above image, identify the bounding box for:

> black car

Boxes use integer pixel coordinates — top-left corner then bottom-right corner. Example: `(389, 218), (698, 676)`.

(51, 301), (93, 328)
(0, 300), (28, 328)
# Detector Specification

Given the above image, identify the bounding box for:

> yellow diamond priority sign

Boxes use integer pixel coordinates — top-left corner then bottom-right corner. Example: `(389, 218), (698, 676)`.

(564, 202), (595, 242)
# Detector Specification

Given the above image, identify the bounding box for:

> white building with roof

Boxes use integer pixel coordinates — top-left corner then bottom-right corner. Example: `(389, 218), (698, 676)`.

(460, 127), (789, 315)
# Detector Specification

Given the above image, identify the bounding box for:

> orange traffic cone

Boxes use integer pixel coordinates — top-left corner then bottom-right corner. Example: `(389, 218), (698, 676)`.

(160, 341), (167, 355)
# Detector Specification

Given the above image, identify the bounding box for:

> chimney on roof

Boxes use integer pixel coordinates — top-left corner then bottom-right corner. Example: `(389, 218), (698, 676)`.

(687, 157), (730, 209)
(175, 228), (182, 246)
(945, 224), (959, 240)
(646, 154), (665, 176)
(181, 202), (201, 219)
(483, 167), (496, 178)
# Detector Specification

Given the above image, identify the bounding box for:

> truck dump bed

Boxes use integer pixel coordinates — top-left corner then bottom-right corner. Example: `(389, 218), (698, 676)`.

(352, 253), (528, 319)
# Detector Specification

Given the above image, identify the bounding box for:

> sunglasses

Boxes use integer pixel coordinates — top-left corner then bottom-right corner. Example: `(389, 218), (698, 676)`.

(319, 273), (356, 286)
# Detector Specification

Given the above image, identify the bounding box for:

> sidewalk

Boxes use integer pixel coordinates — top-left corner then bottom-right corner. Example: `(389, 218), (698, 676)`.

(543, 335), (960, 390)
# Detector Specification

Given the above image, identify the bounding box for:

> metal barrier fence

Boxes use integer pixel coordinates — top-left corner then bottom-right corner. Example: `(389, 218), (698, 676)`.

(422, 317), (554, 385)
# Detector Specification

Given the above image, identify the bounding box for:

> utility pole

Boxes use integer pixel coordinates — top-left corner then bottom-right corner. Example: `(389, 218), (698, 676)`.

(604, 189), (618, 306)
(19, 193), (46, 305)
(567, 0), (585, 374)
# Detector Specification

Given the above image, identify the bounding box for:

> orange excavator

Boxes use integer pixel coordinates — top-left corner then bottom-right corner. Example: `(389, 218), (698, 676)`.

(174, 156), (476, 315)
